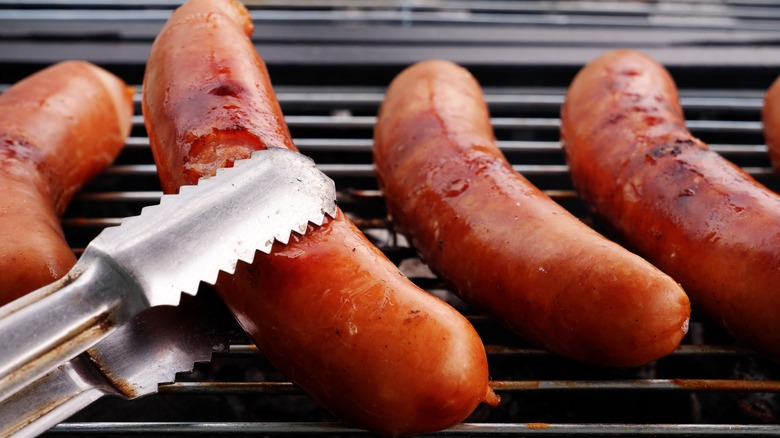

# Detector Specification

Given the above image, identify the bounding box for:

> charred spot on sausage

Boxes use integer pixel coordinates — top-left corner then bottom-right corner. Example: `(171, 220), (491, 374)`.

(649, 144), (682, 159)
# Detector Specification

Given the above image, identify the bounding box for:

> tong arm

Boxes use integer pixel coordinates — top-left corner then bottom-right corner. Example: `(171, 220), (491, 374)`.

(0, 250), (144, 403)
(0, 354), (111, 437)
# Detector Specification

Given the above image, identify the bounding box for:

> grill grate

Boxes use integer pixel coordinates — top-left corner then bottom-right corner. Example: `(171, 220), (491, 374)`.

(2, 0), (780, 436)
(40, 84), (780, 436)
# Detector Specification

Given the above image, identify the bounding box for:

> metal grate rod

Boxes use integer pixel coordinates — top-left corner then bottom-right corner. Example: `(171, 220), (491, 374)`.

(47, 421), (780, 435)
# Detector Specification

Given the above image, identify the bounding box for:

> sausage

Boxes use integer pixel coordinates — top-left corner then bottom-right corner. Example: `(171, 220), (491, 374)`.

(561, 49), (780, 361)
(762, 76), (780, 173)
(0, 61), (133, 305)
(372, 60), (689, 367)
(141, 0), (498, 435)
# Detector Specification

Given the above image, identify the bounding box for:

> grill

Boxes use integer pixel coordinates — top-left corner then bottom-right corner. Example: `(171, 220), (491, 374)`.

(3, 0), (780, 436)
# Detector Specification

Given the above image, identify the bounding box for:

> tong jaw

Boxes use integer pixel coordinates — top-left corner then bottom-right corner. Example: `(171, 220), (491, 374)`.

(88, 147), (338, 307)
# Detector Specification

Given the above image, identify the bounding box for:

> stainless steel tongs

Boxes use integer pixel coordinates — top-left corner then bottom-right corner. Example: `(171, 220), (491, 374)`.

(0, 148), (337, 412)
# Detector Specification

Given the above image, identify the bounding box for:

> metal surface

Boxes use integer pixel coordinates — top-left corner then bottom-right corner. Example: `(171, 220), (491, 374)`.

(0, 148), (337, 416)
(2, 0), (780, 436)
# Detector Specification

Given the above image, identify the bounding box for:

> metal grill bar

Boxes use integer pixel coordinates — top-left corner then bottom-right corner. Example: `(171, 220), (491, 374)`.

(95, 163), (774, 180)
(0, 84), (768, 115)
(119, 87), (764, 111)
(121, 137), (768, 156)
(128, 114), (765, 133)
(151, 379), (780, 395)
(45, 422), (780, 435)
(221, 343), (757, 357)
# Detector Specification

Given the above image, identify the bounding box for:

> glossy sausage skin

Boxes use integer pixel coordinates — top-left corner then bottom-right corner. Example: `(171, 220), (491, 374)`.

(561, 49), (780, 361)
(141, 1), (498, 435)
(762, 77), (780, 173)
(373, 60), (689, 367)
(0, 61), (133, 305)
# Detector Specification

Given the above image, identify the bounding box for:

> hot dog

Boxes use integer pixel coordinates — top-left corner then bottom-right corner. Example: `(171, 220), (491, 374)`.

(761, 76), (780, 173)
(372, 60), (690, 367)
(0, 61), (133, 305)
(561, 49), (780, 361)
(141, 0), (498, 435)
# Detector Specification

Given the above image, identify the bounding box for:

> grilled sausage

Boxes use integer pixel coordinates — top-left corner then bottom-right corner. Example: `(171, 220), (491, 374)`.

(373, 60), (690, 367)
(141, 1), (498, 434)
(561, 49), (780, 361)
(762, 76), (780, 173)
(0, 61), (133, 305)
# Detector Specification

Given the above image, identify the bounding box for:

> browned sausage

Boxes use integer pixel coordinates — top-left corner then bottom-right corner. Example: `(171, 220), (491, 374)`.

(0, 61), (133, 305)
(373, 59), (689, 367)
(762, 76), (780, 173)
(141, 1), (498, 434)
(561, 49), (780, 361)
